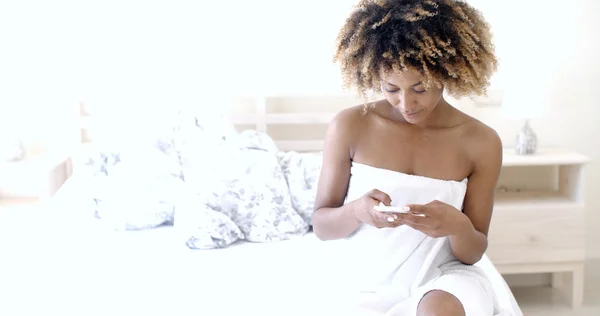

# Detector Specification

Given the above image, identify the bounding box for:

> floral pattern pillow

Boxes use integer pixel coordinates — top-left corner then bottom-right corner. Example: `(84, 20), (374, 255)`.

(176, 109), (241, 187)
(75, 107), (318, 247)
(77, 146), (122, 178)
(176, 114), (309, 244)
(175, 192), (244, 249)
(277, 151), (323, 226)
(90, 155), (183, 230)
(239, 130), (279, 153)
(209, 147), (310, 242)
(78, 112), (185, 230)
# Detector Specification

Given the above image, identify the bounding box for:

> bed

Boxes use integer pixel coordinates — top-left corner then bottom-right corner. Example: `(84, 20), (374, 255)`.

(1, 94), (523, 316)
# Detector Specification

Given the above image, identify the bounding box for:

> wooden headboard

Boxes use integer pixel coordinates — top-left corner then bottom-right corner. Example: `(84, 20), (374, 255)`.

(78, 93), (376, 152)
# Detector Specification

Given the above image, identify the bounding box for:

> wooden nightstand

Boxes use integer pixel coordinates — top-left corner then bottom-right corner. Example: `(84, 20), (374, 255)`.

(0, 151), (72, 203)
(488, 148), (591, 308)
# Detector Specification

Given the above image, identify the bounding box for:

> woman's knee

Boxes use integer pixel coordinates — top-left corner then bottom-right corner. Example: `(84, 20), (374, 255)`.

(416, 290), (465, 316)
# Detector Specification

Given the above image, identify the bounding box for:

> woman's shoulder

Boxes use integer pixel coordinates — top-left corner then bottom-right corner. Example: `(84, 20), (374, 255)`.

(460, 116), (501, 145)
(459, 116), (503, 163)
(324, 104), (380, 154)
(329, 104), (374, 134)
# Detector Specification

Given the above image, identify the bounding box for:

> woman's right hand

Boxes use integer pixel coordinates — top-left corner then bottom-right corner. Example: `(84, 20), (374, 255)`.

(351, 189), (401, 229)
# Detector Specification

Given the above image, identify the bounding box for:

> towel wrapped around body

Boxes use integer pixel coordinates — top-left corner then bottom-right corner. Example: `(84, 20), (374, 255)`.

(338, 162), (516, 316)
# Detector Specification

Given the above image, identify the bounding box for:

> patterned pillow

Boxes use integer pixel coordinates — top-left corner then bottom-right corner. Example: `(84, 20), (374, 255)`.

(174, 109), (313, 245)
(208, 147), (310, 242)
(176, 109), (241, 187)
(175, 192), (244, 249)
(77, 145), (122, 178)
(239, 130), (279, 153)
(80, 111), (185, 230)
(90, 154), (183, 230)
(77, 109), (183, 178)
(277, 151), (323, 226)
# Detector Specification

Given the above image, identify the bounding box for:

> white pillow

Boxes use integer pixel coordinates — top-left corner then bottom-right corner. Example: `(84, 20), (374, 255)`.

(91, 160), (182, 231)
(239, 130), (279, 153)
(175, 192), (244, 249)
(77, 110), (185, 230)
(176, 115), (309, 244)
(277, 151), (323, 225)
(176, 109), (241, 190)
(212, 147), (309, 242)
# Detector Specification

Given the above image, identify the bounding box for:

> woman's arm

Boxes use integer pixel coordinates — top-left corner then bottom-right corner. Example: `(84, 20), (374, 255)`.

(449, 126), (503, 265)
(312, 109), (362, 241)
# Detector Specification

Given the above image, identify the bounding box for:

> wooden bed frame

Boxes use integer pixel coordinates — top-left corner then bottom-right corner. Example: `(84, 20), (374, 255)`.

(77, 93), (590, 308)
(225, 93), (371, 152)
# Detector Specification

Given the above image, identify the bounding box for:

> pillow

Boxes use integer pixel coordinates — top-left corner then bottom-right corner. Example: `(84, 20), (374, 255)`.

(77, 145), (122, 178)
(176, 109), (241, 188)
(175, 192), (244, 249)
(91, 154), (182, 230)
(77, 108), (183, 177)
(239, 130), (279, 153)
(277, 151), (323, 226)
(176, 113), (309, 244)
(210, 146), (310, 242)
(173, 110), (247, 248)
(85, 111), (186, 230)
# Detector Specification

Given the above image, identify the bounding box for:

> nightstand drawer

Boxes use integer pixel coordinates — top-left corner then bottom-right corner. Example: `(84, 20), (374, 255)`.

(486, 207), (585, 265)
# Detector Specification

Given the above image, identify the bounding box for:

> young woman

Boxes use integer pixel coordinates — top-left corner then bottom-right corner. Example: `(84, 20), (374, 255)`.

(312, 1), (508, 315)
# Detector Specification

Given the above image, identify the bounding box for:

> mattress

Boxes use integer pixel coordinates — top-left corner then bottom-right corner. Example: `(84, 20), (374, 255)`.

(0, 175), (523, 316)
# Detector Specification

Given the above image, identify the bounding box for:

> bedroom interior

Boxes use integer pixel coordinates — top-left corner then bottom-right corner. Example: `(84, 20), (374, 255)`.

(1, 0), (599, 315)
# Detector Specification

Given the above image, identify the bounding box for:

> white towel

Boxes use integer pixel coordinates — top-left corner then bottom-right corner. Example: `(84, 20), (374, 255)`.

(339, 162), (521, 316)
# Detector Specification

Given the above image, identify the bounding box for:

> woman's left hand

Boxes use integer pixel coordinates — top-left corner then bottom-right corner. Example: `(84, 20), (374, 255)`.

(394, 200), (470, 238)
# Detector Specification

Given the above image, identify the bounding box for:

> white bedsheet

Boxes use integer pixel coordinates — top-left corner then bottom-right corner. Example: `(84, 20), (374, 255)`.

(0, 175), (522, 316)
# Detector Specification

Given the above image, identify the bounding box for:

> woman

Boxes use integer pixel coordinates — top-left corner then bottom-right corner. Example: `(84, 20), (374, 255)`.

(312, 0), (508, 315)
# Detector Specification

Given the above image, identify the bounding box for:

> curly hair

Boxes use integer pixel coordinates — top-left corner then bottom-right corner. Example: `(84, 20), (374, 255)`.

(334, 0), (498, 100)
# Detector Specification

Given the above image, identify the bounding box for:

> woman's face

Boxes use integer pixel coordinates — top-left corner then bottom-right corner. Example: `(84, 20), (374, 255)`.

(380, 68), (444, 124)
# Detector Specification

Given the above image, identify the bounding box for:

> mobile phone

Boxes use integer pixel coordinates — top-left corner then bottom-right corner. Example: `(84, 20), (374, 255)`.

(373, 204), (410, 213)
(373, 203), (425, 217)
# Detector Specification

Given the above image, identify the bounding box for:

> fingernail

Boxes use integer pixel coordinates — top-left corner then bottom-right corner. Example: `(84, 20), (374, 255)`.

(403, 206), (410, 212)
(387, 217), (394, 222)
(392, 214), (398, 219)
